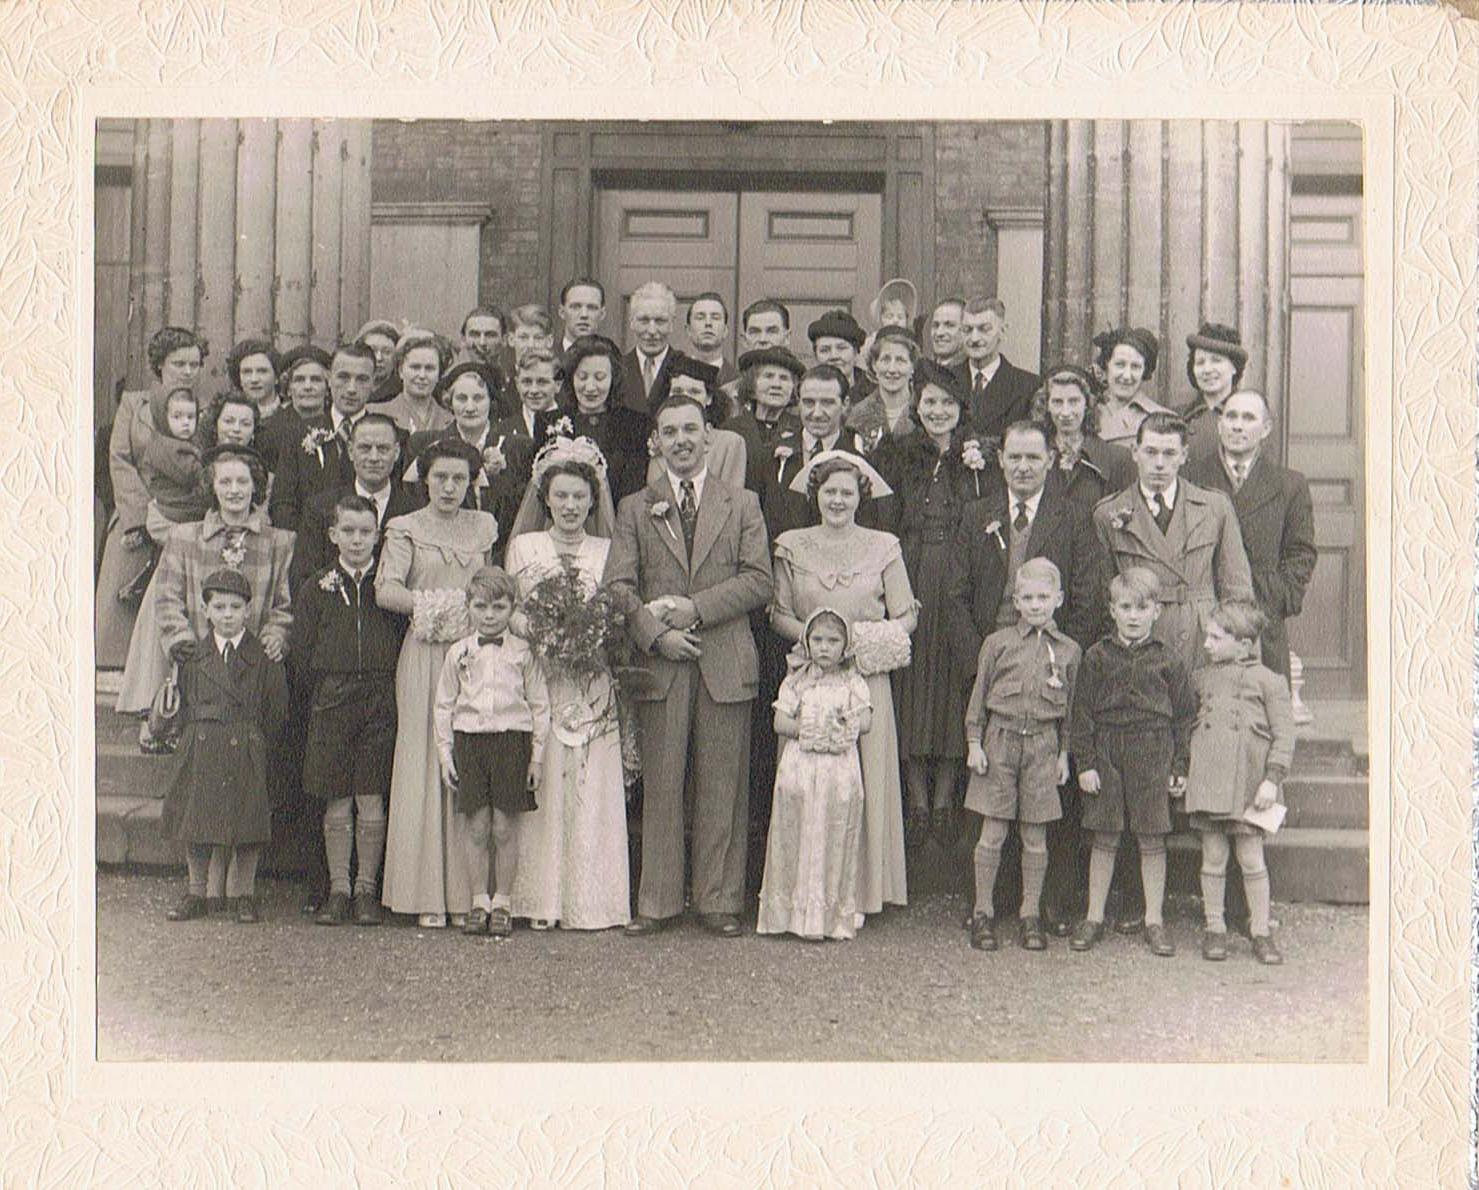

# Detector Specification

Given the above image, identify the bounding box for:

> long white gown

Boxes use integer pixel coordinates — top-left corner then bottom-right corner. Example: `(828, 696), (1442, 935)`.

(505, 532), (631, 929)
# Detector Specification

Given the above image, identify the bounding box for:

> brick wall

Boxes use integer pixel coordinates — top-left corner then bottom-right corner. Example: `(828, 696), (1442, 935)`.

(933, 121), (1047, 300)
(371, 119), (546, 312)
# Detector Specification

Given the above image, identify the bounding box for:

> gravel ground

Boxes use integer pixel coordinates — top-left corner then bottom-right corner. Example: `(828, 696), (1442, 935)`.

(97, 871), (1367, 1063)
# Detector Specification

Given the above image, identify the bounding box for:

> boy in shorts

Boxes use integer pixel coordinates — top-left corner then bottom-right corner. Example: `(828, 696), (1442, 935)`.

(963, 558), (1082, 952)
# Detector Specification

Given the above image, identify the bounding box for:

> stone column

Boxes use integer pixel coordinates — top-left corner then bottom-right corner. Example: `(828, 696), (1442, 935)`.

(124, 118), (372, 392)
(1043, 119), (1291, 436)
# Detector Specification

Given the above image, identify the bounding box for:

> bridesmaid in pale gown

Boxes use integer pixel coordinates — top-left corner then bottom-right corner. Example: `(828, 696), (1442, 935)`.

(770, 452), (917, 921)
(375, 439), (497, 929)
(504, 438), (630, 930)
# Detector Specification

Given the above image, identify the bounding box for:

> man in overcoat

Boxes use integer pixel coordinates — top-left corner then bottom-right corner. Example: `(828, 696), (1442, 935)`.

(605, 394), (773, 937)
(1183, 391), (1317, 679)
(1092, 412), (1254, 676)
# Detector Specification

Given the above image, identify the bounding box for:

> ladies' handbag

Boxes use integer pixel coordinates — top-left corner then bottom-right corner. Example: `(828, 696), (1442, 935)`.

(146, 662), (183, 748)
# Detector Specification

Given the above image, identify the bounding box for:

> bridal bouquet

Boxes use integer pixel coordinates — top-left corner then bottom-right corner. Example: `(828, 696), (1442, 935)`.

(849, 619), (912, 676)
(410, 588), (470, 643)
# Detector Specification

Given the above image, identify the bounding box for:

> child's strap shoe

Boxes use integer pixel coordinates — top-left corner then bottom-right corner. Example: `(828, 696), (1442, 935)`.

(1019, 917), (1047, 951)
(1250, 935), (1284, 965)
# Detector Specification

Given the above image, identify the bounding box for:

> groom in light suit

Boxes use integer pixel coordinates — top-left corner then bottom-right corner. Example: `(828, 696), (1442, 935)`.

(605, 394), (774, 936)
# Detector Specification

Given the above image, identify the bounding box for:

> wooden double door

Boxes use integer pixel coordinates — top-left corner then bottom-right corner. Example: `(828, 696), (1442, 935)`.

(597, 188), (882, 358)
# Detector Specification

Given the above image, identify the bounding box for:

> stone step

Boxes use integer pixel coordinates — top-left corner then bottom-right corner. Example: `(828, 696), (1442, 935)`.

(1281, 773), (1368, 829)
(96, 796), (181, 868)
(95, 742), (172, 799)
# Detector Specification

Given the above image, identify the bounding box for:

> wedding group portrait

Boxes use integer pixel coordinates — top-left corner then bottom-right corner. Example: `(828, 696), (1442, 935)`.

(91, 116), (1370, 1064)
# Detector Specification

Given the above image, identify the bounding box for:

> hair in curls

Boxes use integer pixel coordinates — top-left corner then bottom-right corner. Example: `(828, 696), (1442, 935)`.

(537, 459), (599, 508)
(805, 455), (873, 511)
(147, 327), (209, 378)
(1029, 367), (1104, 439)
(559, 336), (623, 408)
(200, 447), (269, 510)
(393, 331), (454, 374)
(226, 338), (280, 390)
(416, 437), (481, 480)
(200, 391), (260, 449)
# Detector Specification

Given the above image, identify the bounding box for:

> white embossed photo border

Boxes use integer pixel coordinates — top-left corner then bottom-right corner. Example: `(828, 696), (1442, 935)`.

(0, 2), (1469, 1183)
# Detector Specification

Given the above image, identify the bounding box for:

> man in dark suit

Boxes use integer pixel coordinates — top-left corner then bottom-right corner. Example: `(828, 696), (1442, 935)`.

(605, 394), (773, 937)
(1183, 390), (1317, 679)
(945, 420), (1109, 933)
(950, 297), (1042, 442)
(761, 364), (890, 537)
(289, 414), (421, 593)
(617, 281), (690, 428)
(807, 309), (876, 405)
(269, 341), (379, 532)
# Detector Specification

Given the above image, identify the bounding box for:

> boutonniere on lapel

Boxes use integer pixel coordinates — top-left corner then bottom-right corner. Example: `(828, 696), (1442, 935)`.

(219, 529), (247, 570)
(860, 425), (885, 454)
(646, 494), (677, 542)
(1110, 508), (1134, 532)
(546, 415), (574, 440)
(318, 569), (351, 607)
(301, 425), (336, 466)
(773, 441), (795, 481)
(646, 429), (662, 460)
(1045, 637), (1064, 689)
(983, 519), (1005, 550)
(482, 436), (507, 476)
(961, 438), (989, 496)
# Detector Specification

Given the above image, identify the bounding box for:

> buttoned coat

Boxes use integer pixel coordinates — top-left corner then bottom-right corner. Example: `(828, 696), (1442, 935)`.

(1092, 479), (1254, 673)
(605, 476), (773, 704)
(945, 484), (1108, 659)
(1182, 452), (1317, 678)
(949, 355), (1042, 442)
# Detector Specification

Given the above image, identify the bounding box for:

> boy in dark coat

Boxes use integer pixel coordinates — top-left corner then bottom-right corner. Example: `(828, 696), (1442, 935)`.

(163, 568), (289, 925)
(291, 494), (408, 926)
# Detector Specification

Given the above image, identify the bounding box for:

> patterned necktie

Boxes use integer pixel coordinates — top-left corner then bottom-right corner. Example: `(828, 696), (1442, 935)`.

(679, 478), (698, 556)
(1013, 500), (1029, 533)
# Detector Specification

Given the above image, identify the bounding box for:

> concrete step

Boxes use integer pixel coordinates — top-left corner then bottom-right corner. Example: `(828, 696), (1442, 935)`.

(1282, 773), (1368, 829)
(97, 797), (182, 868)
(95, 743), (173, 799)
(1168, 828), (1369, 904)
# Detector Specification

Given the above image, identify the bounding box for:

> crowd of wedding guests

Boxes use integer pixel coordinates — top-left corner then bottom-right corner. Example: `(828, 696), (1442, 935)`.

(95, 275), (1317, 962)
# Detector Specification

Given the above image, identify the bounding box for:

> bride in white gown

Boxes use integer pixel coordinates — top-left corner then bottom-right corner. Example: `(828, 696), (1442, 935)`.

(505, 436), (631, 930)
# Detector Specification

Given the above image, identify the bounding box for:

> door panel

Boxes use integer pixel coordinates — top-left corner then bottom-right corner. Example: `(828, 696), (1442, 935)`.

(738, 191), (882, 361)
(1285, 194), (1364, 697)
(597, 190), (737, 350)
(369, 222), (480, 340)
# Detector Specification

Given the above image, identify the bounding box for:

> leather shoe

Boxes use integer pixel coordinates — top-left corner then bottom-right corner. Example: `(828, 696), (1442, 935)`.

(1250, 935), (1284, 965)
(1069, 920), (1104, 952)
(315, 892), (351, 926)
(235, 896), (261, 924)
(624, 914), (665, 936)
(1019, 916), (1047, 951)
(165, 894), (207, 922)
(969, 913), (998, 951)
(1201, 930), (1229, 961)
(1114, 915), (1145, 936)
(352, 892), (382, 926)
(1144, 923), (1175, 957)
(463, 906), (490, 935)
(698, 912), (742, 937)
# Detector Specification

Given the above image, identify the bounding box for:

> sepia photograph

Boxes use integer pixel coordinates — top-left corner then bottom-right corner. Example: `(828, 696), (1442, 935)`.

(89, 115), (1373, 1065)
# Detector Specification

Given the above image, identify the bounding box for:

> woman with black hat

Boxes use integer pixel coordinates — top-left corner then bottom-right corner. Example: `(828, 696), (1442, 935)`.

(257, 344), (333, 473)
(728, 345), (805, 494)
(1029, 364), (1137, 516)
(1090, 326), (1172, 448)
(1179, 322), (1249, 466)
(116, 445), (295, 750)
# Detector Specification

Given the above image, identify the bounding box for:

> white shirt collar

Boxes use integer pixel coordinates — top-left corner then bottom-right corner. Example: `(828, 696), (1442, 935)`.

(639, 346), (669, 373)
(803, 430), (839, 454)
(330, 407), (359, 435)
(666, 465), (708, 507)
(1140, 479), (1179, 509)
(214, 631), (245, 656)
(1220, 447), (1258, 478)
(355, 479), (391, 517)
(1008, 486), (1045, 524)
(971, 355), (1002, 386)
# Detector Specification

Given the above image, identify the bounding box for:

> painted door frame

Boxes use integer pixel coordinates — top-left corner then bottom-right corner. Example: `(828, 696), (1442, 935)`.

(539, 121), (935, 316)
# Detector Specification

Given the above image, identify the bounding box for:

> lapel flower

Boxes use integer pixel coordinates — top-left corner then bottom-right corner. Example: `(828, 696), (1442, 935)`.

(1044, 636), (1064, 688)
(646, 429), (662, 459)
(301, 425), (336, 464)
(482, 437), (507, 476)
(319, 568), (350, 606)
(546, 415), (575, 440)
(1110, 508), (1133, 531)
(961, 439), (987, 471)
(220, 530), (247, 570)
(646, 494), (677, 541)
(860, 425), (885, 454)
(983, 519), (1005, 550)
(773, 441), (795, 481)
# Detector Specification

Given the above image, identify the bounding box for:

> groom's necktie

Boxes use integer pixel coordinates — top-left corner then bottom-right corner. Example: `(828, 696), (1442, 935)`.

(679, 479), (698, 558)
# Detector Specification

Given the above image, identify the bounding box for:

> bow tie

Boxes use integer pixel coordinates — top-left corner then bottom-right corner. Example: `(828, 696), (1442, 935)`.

(478, 635), (504, 649)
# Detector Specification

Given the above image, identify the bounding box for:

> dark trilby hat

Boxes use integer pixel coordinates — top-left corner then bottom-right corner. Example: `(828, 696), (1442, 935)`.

(738, 346), (805, 378)
(1185, 322), (1248, 369)
(200, 567), (251, 602)
(667, 355), (721, 386)
(807, 309), (866, 349)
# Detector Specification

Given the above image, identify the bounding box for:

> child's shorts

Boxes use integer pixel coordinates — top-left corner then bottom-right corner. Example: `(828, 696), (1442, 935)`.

(964, 719), (1062, 824)
(303, 675), (396, 802)
(453, 730), (537, 816)
(1080, 726), (1173, 835)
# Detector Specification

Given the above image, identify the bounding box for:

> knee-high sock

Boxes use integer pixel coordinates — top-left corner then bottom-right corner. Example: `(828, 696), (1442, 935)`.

(1136, 833), (1167, 927)
(973, 818), (1010, 916)
(1235, 834), (1271, 936)
(1086, 833), (1119, 924)
(1199, 830), (1231, 931)
(323, 798), (354, 897)
(1019, 823), (1049, 919)
(225, 844), (261, 899)
(353, 795), (387, 897)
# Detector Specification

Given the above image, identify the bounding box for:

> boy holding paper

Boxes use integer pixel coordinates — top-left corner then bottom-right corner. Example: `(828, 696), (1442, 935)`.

(1185, 600), (1296, 965)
